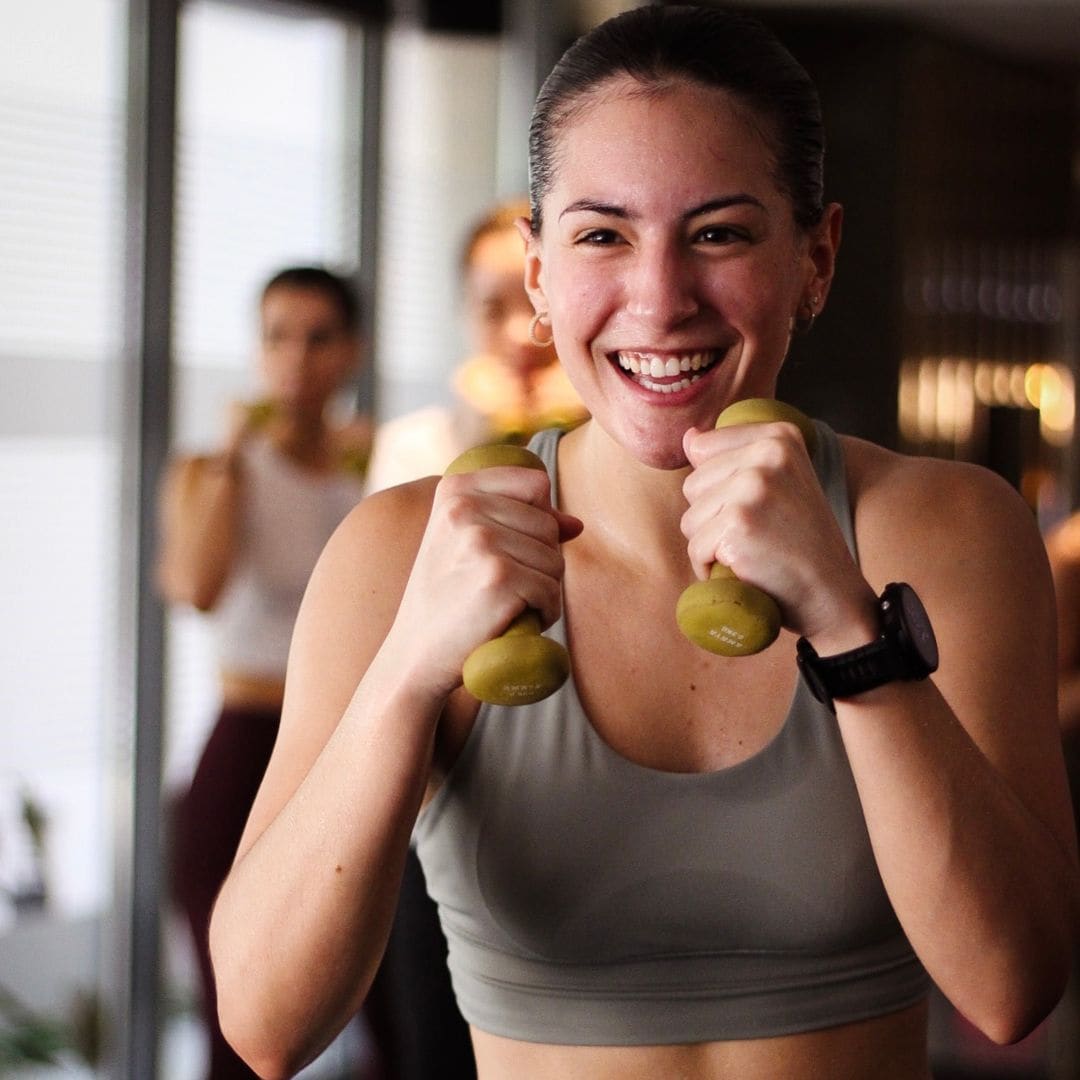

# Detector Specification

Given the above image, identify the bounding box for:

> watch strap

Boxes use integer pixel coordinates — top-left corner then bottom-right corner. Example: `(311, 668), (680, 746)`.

(795, 583), (937, 713)
(797, 635), (904, 701)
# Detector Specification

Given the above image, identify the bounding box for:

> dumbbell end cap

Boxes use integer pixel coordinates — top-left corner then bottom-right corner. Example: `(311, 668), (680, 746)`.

(445, 443), (546, 476)
(676, 578), (781, 657)
(463, 635), (570, 706)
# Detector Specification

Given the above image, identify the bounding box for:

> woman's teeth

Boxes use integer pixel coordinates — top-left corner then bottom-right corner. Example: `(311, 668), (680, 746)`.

(616, 351), (716, 394)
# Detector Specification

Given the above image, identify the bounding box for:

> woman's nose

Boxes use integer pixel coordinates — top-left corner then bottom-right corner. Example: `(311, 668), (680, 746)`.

(623, 245), (700, 328)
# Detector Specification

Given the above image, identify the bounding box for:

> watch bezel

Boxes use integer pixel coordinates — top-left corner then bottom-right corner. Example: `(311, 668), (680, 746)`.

(881, 581), (939, 677)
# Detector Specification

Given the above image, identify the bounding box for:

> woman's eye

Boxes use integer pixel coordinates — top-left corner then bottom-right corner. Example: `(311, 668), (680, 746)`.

(695, 225), (746, 245)
(577, 228), (620, 245)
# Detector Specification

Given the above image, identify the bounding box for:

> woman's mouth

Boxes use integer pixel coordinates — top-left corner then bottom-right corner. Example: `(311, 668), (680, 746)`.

(614, 350), (720, 394)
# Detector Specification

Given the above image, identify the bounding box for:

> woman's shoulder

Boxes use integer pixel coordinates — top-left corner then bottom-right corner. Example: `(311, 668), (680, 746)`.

(337, 475), (439, 554)
(838, 434), (1043, 575)
(301, 477), (440, 640)
(841, 433), (1027, 513)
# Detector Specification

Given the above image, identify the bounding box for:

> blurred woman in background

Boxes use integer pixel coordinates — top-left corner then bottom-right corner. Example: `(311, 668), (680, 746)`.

(156, 266), (369, 1079)
(364, 196), (587, 493)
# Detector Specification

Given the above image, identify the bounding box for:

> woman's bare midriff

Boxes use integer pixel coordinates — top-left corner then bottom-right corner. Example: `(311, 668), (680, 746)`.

(219, 670), (286, 710)
(470, 1000), (930, 1080)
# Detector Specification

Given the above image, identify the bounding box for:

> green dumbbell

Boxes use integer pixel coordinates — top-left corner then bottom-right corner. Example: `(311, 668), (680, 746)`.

(444, 444), (570, 705)
(676, 399), (817, 657)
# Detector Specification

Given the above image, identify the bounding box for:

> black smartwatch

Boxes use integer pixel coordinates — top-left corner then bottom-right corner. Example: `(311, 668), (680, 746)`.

(796, 582), (939, 713)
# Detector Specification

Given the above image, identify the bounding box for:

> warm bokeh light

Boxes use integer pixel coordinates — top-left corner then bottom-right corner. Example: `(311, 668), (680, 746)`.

(899, 357), (1075, 449)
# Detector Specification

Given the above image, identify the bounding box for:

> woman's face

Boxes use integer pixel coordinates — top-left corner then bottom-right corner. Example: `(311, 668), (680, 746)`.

(523, 77), (840, 469)
(464, 226), (556, 378)
(258, 285), (358, 416)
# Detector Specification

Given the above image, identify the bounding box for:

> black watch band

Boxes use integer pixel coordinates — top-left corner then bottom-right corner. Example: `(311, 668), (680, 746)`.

(796, 583), (938, 713)
(796, 635), (904, 711)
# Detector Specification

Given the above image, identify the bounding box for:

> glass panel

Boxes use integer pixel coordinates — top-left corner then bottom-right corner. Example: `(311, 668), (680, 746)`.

(0, 1), (126, 1076)
(164, 4), (366, 1076)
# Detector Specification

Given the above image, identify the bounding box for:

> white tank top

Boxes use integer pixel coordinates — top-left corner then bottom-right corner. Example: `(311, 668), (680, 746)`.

(212, 437), (363, 678)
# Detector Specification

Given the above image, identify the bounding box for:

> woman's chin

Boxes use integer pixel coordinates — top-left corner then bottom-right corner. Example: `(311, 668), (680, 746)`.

(641, 447), (692, 472)
(615, 424), (692, 472)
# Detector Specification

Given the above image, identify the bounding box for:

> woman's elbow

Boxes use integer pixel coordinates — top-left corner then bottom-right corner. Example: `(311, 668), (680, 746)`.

(972, 959), (1071, 1047)
(209, 919), (285, 1077)
(978, 1001), (1056, 1048)
(219, 1025), (297, 1080)
(215, 977), (307, 1080)
(156, 562), (223, 612)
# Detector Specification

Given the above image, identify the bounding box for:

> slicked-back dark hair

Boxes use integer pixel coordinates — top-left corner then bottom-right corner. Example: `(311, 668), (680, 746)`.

(260, 266), (362, 333)
(528, 4), (825, 232)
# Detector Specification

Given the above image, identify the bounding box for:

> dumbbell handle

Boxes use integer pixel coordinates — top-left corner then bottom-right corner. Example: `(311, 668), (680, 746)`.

(676, 399), (816, 657)
(444, 444), (570, 705)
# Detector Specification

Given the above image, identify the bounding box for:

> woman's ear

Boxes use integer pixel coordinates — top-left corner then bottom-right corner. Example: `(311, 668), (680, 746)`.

(804, 202), (843, 309)
(515, 215), (548, 316)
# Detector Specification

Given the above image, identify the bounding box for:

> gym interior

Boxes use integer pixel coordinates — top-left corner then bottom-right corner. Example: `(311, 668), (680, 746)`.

(1, 0), (1078, 1076)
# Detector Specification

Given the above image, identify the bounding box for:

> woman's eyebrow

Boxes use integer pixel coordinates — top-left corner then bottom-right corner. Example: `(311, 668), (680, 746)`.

(684, 195), (766, 219)
(559, 198), (627, 220)
(558, 194), (766, 222)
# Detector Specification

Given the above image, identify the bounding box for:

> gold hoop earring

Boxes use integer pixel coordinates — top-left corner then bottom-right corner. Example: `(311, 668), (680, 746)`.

(529, 312), (554, 348)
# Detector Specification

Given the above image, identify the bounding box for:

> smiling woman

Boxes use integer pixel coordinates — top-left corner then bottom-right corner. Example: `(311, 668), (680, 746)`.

(518, 74), (838, 470)
(207, 8), (1078, 1080)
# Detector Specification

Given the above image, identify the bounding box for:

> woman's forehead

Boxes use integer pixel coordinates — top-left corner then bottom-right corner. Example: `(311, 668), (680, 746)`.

(553, 73), (764, 136)
(261, 287), (345, 328)
(543, 78), (780, 211)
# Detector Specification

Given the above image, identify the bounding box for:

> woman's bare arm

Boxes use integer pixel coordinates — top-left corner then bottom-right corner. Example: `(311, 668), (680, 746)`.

(155, 453), (242, 610)
(155, 403), (265, 610)
(836, 447), (1078, 1043)
(681, 425), (1078, 1045)
(209, 464), (578, 1079)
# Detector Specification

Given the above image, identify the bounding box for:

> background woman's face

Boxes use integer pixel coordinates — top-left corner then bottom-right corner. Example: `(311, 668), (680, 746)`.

(464, 227), (555, 377)
(258, 285), (357, 415)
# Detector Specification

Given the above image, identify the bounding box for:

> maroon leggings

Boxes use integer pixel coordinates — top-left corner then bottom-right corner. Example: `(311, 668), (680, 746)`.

(169, 704), (280, 1080)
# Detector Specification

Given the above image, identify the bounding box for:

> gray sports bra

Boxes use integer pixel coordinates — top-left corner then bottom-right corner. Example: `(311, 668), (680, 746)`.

(413, 422), (930, 1045)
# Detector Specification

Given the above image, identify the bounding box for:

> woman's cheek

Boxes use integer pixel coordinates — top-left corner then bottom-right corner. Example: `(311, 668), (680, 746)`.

(551, 273), (613, 343)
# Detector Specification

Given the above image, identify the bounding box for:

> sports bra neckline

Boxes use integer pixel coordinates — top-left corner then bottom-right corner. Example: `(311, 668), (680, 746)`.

(545, 604), (810, 782)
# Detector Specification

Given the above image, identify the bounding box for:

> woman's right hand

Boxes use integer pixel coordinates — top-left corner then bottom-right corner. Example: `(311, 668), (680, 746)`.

(383, 463), (583, 700)
(223, 397), (277, 458)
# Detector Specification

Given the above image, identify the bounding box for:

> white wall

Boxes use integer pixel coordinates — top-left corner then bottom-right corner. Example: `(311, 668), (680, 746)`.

(373, 27), (503, 421)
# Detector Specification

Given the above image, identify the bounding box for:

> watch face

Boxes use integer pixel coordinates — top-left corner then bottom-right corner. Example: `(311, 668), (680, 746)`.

(891, 583), (939, 674)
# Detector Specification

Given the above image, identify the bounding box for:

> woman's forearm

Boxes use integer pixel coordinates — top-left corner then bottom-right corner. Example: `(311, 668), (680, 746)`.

(155, 455), (241, 610)
(837, 683), (1077, 1044)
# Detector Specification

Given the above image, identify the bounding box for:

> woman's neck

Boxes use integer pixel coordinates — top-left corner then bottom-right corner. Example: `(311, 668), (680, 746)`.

(267, 411), (332, 470)
(557, 421), (692, 576)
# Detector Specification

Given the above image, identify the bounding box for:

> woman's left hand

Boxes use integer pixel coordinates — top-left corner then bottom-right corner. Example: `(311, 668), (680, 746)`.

(680, 420), (874, 644)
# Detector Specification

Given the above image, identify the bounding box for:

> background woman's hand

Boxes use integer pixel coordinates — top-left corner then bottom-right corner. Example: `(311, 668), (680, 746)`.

(223, 397), (277, 457)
